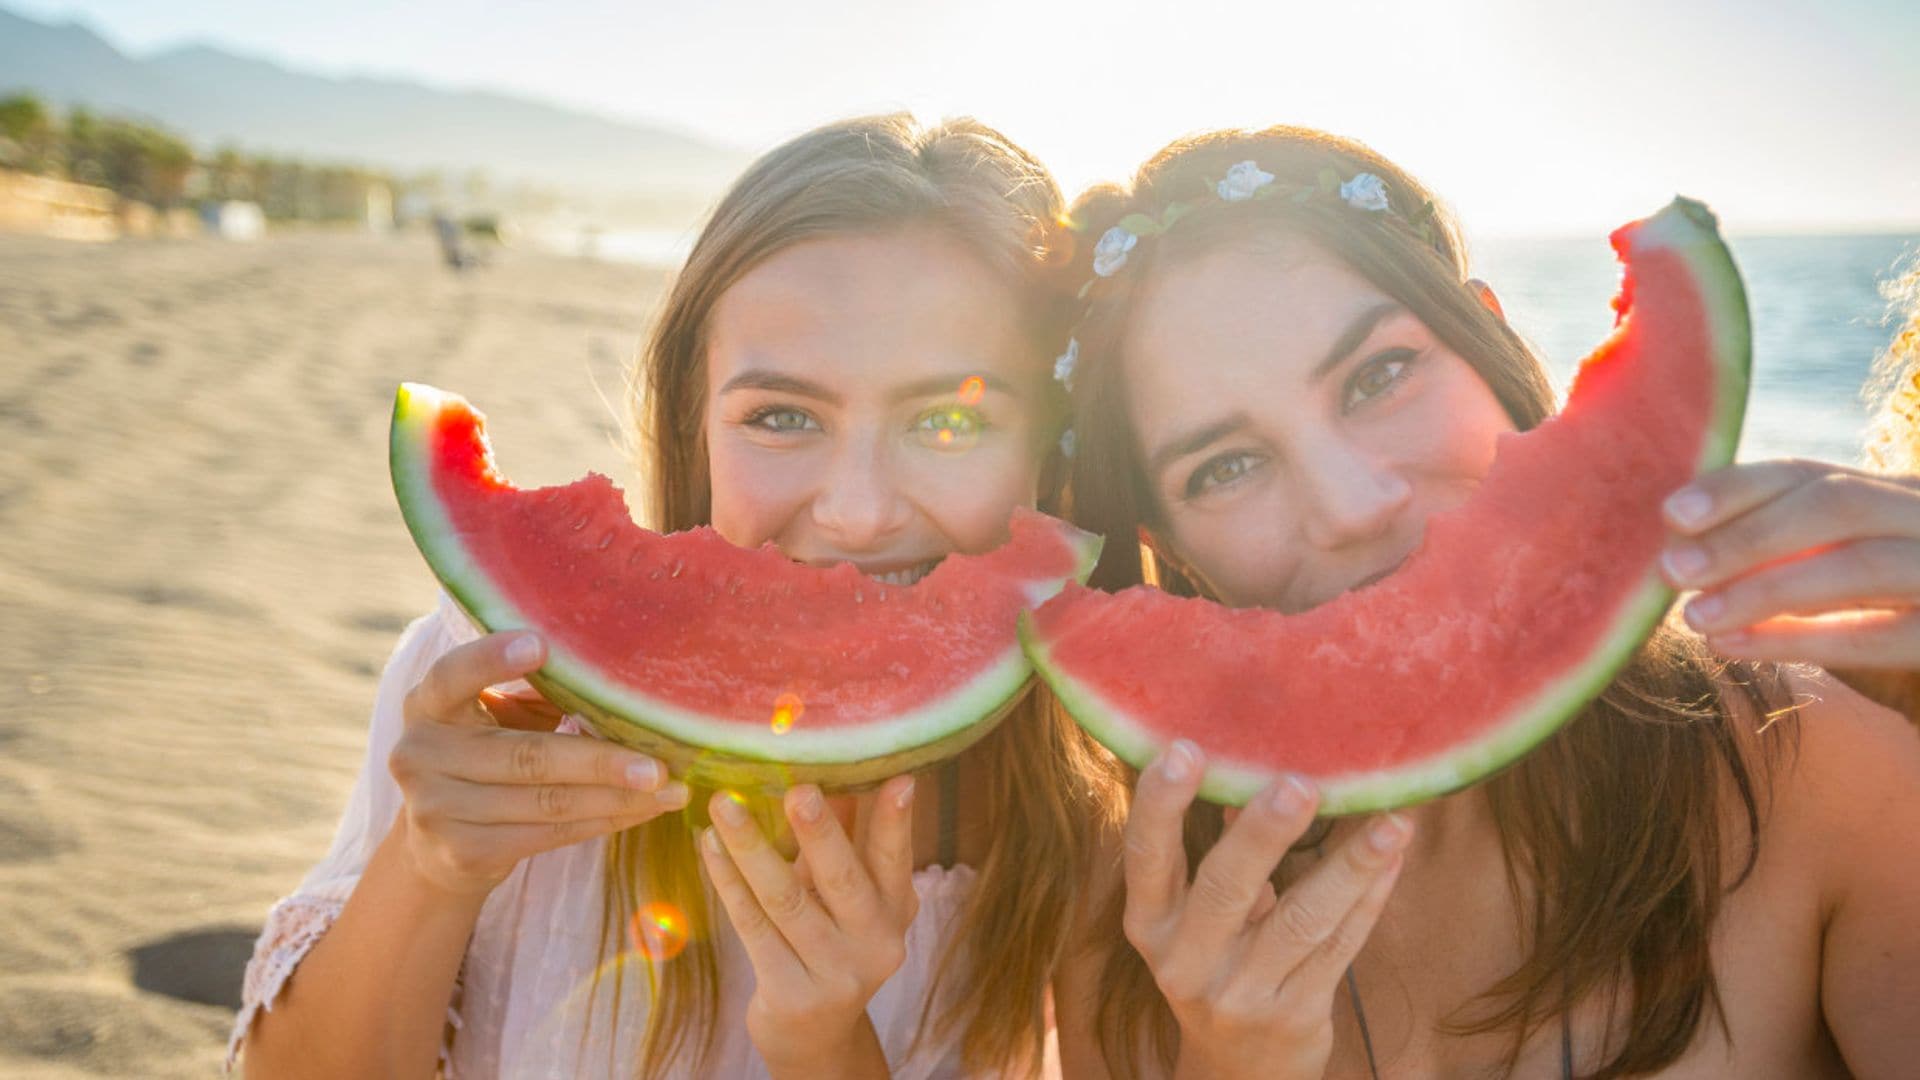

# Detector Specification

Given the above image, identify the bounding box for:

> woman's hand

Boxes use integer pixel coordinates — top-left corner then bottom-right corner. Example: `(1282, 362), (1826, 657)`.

(388, 630), (690, 899)
(1125, 741), (1409, 1080)
(700, 778), (918, 1078)
(1662, 461), (1920, 671)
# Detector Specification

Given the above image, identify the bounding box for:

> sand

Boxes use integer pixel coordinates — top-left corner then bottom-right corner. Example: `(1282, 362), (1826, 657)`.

(0, 231), (666, 1077)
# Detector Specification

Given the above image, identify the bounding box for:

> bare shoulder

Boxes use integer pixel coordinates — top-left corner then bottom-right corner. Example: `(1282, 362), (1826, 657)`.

(1754, 666), (1920, 1072)
(1758, 666), (1920, 880)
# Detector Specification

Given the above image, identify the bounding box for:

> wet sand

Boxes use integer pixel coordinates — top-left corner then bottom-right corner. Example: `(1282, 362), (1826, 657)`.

(0, 231), (665, 1076)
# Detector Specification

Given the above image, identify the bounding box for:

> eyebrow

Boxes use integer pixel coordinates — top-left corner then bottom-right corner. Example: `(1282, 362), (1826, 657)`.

(1144, 302), (1405, 481)
(716, 368), (1019, 404)
(1311, 301), (1404, 382)
(1147, 413), (1250, 479)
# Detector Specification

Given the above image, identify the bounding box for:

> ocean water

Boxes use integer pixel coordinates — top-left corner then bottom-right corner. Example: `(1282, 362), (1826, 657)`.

(1474, 232), (1919, 465)
(582, 227), (1919, 466)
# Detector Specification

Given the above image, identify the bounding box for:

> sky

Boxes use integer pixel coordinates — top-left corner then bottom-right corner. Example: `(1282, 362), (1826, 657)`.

(14, 0), (1920, 235)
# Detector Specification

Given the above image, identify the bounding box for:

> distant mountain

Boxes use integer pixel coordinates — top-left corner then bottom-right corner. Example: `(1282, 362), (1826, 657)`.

(0, 5), (749, 201)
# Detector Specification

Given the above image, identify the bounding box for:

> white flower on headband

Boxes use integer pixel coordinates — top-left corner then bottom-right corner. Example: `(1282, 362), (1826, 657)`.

(1092, 226), (1138, 277)
(1340, 172), (1390, 212)
(1216, 161), (1276, 202)
(1059, 428), (1077, 458)
(1053, 338), (1079, 390)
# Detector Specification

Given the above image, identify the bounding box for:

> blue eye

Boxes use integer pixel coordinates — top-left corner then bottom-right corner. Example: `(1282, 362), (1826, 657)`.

(1343, 349), (1418, 412)
(746, 407), (819, 433)
(915, 405), (986, 449)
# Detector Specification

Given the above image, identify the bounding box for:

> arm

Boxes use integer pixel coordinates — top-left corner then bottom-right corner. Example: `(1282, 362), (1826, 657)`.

(239, 626), (686, 1078)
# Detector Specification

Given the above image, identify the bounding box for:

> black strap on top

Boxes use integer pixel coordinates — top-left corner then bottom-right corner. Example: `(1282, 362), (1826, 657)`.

(1344, 966), (1574, 1079)
(936, 758), (960, 869)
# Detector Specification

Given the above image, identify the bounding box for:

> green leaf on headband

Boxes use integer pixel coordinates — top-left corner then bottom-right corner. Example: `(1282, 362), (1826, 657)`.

(1160, 201), (1197, 228)
(1317, 168), (1340, 193)
(1291, 186), (1315, 204)
(1077, 279), (1094, 300)
(1117, 212), (1162, 237)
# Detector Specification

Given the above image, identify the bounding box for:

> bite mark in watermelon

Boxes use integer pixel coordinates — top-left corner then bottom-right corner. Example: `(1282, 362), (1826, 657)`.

(1023, 198), (1752, 813)
(389, 384), (1101, 791)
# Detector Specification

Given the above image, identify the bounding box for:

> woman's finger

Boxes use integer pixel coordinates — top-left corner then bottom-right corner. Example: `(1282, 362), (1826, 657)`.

(427, 727), (669, 792)
(1662, 471), (1920, 592)
(1170, 774), (1319, 962)
(1709, 609), (1920, 671)
(1226, 814), (1408, 1003)
(700, 825), (808, 988)
(1663, 460), (1847, 535)
(1274, 849), (1406, 1013)
(405, 632), (546, 726)
(426, 776), (690, 825)
(861, 775), (918, 918)
(783, 784), (882, 929)
(1122, 741), (1207, 937)
(1685, 537), (1920, 635)
(709, 791), (841, 965)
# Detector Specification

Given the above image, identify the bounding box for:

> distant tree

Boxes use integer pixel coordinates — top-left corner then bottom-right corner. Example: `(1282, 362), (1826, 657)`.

(0, 92), (56, 173)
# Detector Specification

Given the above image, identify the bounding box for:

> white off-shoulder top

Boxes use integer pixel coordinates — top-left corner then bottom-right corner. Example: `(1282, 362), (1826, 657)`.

(228, 594), (1005, 1079)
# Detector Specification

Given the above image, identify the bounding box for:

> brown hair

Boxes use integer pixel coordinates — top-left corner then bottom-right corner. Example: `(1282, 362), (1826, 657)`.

(596, 112), (1121, 1077)
(1054, 126), (1798, 1078)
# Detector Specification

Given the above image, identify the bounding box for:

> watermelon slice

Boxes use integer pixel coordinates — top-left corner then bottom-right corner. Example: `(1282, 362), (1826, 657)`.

(390, 384), (1102, 791)
(1024, 198), (1751, 813)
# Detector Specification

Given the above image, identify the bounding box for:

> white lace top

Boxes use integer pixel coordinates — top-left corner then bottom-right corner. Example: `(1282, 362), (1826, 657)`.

(228, 593), (1003, 1079)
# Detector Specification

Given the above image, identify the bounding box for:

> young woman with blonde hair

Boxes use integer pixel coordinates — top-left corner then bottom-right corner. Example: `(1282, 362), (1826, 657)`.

(1047, 126), (1920, 1077)
(231, 113), (1121, 1078)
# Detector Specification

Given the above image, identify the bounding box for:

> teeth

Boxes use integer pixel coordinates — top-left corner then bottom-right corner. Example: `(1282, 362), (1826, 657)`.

(873, 562), (937, 587)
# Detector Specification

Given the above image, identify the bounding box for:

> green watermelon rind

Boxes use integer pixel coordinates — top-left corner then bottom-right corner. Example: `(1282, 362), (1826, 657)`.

(1023, 197), (1751, 814)
(391, 384), (1103, 791)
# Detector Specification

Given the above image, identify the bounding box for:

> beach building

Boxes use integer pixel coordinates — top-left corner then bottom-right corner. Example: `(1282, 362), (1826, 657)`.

(202, 200), (266, 240)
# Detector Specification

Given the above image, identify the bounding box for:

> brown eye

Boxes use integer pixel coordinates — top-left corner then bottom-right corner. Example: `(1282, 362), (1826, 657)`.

(1186, 451), (1257, 497)
(1344, 349), (1417, 411)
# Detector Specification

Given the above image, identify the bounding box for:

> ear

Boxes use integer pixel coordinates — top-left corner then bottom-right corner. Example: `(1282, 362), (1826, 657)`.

(1466, 277), (1505, 321)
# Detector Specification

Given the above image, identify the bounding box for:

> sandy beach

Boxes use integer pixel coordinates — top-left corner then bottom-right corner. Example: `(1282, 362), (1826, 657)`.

(0, 231), (666, 1077)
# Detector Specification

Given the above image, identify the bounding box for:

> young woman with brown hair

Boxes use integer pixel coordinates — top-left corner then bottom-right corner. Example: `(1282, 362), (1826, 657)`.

(1047, 126), (1920, 1078)
(231, 113), (1122, 1078)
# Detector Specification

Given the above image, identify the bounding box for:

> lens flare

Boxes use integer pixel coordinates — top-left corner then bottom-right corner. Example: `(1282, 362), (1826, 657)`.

(771, 691), (803, 734)
(957, 375), (985, 405)
(628, 901), (689, 961)
(937, 428), (956, 446)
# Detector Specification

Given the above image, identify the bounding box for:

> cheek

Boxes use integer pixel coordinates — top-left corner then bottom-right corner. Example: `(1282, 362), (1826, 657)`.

(1165, 497), (1301, 608)
(904, 442), (1040, 554)
(705, 432), (812, 548)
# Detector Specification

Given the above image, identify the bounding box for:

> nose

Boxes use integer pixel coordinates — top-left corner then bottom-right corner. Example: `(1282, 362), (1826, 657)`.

(809, 438), (912, 550)
(1295, 439), (1412, 551)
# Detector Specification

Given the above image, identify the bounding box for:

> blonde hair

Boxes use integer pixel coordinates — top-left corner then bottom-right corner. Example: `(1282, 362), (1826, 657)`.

(595, 112), (1122, 1076)
(1865, 257), (1920, 474)
(1052, 125), (1798, 1079)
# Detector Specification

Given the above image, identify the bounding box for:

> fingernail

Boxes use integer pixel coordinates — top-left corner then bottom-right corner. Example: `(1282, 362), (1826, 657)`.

(625, 759), (663, 790)
(1664, 488), (1711, 528)
(1661, 544), (1708, 584)
(702, 826), (721, 854)
(1162, 740), (1198, 782)
(894, 776), (916, 810)
(1267, 774), (1311, 815)
(1685, 594), (1724, 629)
(658, 782), (689, 809)
(1368, 814), (1409, 853)
(793, 787), (825, 824)
(714, 791), (749, 827)
(506, 634), (541, 668)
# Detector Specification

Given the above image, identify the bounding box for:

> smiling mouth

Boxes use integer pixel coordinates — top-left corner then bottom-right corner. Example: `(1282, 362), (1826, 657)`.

(1351, 557), (1410, 593)
(870, 559), (941, 586)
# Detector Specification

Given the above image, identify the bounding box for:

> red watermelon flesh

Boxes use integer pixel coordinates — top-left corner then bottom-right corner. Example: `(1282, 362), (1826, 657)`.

(391, 384), (1102, 790)
(1023, 198), (1751, 813)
